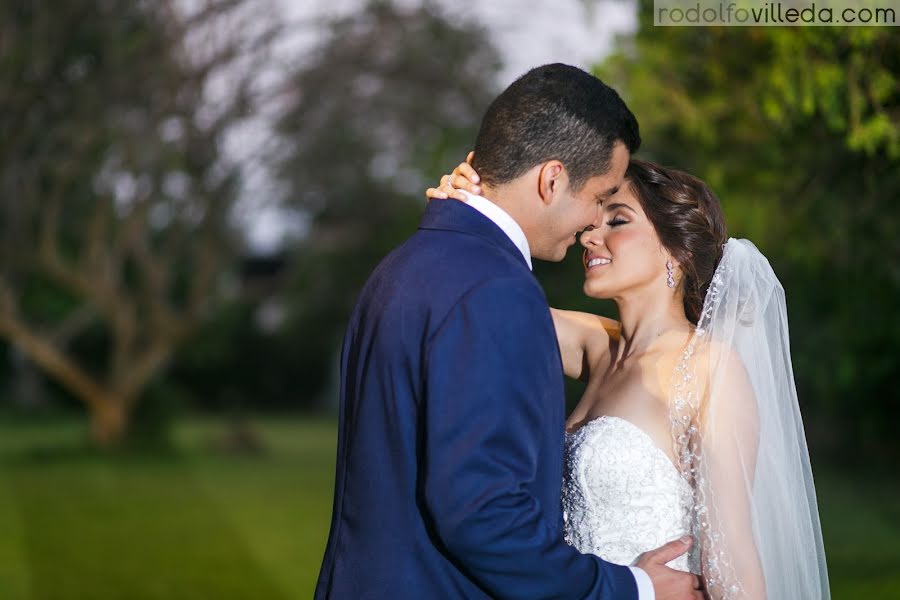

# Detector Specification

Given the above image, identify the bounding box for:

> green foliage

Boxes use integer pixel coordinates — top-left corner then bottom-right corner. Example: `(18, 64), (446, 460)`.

(596, 20), (900, 460)
(169, 298), (328, 411)
(764, 29), (900, 158)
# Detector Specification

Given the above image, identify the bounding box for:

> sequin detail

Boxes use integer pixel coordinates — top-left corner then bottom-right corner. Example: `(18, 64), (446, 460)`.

(562, 416), (699, 573)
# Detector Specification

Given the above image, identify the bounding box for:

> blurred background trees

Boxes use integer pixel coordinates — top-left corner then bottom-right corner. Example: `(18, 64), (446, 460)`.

(0, 0), (276, 446)
(0, 0), (501, 446)
(270, 1), (502, 406)
(0, 0), (897, 461)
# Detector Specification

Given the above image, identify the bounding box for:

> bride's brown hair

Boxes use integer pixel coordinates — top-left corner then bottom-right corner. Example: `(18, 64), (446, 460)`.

(624, 160), (728, 324)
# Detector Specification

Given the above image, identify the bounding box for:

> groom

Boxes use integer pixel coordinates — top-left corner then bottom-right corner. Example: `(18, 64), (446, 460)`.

(315, 64), (700, 599)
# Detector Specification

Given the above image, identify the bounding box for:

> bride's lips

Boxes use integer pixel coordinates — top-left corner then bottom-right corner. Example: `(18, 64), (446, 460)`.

(583, 250), (612, 272)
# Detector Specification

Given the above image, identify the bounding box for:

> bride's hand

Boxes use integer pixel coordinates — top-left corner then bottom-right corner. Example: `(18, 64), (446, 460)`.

(424, 151), (481, 201)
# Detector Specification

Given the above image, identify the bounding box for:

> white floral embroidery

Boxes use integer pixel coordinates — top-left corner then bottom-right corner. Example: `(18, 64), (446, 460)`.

(562, 416), (699, 574)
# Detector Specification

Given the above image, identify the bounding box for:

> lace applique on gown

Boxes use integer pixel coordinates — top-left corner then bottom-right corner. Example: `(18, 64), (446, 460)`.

(562, 416), (700, 574)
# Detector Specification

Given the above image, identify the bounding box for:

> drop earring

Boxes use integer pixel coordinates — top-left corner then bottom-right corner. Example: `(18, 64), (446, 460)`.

(666, 260), (676, 288)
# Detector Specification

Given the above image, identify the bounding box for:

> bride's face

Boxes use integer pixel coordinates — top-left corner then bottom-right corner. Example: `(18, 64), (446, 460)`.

(580, 182), (672, 300)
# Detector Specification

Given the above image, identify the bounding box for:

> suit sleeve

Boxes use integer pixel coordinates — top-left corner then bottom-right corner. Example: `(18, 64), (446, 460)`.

(423, 277), (637, 599)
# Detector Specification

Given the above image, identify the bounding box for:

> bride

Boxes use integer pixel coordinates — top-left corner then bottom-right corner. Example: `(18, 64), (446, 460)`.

(427, 156), (830, 599)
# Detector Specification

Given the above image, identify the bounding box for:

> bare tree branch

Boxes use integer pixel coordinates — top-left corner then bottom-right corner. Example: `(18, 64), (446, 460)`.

(0, 294), (109, 416)
(51, 304), (99, 347)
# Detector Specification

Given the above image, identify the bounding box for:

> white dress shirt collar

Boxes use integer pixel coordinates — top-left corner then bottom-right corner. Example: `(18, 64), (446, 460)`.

(457, 189), (532, 271)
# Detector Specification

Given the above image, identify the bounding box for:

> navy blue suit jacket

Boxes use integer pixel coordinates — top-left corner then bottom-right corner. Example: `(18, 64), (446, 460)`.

(315, 200), (638, 599)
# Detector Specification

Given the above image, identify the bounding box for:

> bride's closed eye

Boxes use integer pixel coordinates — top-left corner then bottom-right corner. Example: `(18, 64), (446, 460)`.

(607, 217), (629, 227)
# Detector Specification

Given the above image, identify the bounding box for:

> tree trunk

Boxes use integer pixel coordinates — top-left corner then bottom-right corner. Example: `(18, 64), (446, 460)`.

(89, 400), (128, 448)
(0, 311), (133, 449)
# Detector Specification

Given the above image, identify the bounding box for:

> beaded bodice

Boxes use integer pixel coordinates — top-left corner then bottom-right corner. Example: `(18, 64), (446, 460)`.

(562, 416), (699, 573)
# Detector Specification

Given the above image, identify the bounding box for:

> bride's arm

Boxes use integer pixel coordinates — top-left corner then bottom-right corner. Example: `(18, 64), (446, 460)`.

(550, 309), (618, 381)
(697, 348), (767, 599)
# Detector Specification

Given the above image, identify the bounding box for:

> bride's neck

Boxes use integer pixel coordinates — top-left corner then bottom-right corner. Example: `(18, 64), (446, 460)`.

(613, 292), (692, 362)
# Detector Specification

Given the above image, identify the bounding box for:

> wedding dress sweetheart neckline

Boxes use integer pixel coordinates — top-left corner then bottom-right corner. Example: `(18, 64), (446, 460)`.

(562, 414), (699, 573)
(565, 415), (679, 474)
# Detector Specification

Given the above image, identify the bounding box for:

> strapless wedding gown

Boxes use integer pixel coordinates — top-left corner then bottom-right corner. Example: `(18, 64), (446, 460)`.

(562, 416), (700, 573)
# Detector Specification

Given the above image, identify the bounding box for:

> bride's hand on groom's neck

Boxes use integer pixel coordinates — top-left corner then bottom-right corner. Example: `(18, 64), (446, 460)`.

(425, 151), (482, 201)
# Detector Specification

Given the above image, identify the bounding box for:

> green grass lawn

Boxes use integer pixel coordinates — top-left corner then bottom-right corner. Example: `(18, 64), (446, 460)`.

(0, 414), (897, 599)
(0, 416), (334, 599)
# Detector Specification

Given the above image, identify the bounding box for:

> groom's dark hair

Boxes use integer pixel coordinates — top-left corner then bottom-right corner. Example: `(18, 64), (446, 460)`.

(471, 63), (640, 192)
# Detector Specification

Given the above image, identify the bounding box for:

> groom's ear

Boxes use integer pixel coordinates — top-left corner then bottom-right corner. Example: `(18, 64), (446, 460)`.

(537, 161), (567, 206)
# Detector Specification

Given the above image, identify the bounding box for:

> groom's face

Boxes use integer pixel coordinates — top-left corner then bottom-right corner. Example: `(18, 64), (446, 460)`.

(537, 142), (629, 262)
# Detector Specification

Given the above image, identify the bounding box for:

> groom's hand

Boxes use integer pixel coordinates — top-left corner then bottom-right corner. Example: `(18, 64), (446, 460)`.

(635, 536), (704, 600)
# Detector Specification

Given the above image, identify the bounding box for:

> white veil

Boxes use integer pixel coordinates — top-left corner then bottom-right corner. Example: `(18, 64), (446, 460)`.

(669, 238), (830, 599)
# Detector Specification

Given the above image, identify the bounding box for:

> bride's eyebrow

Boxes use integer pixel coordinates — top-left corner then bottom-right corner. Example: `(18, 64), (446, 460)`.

(603, 202), (637, 213)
